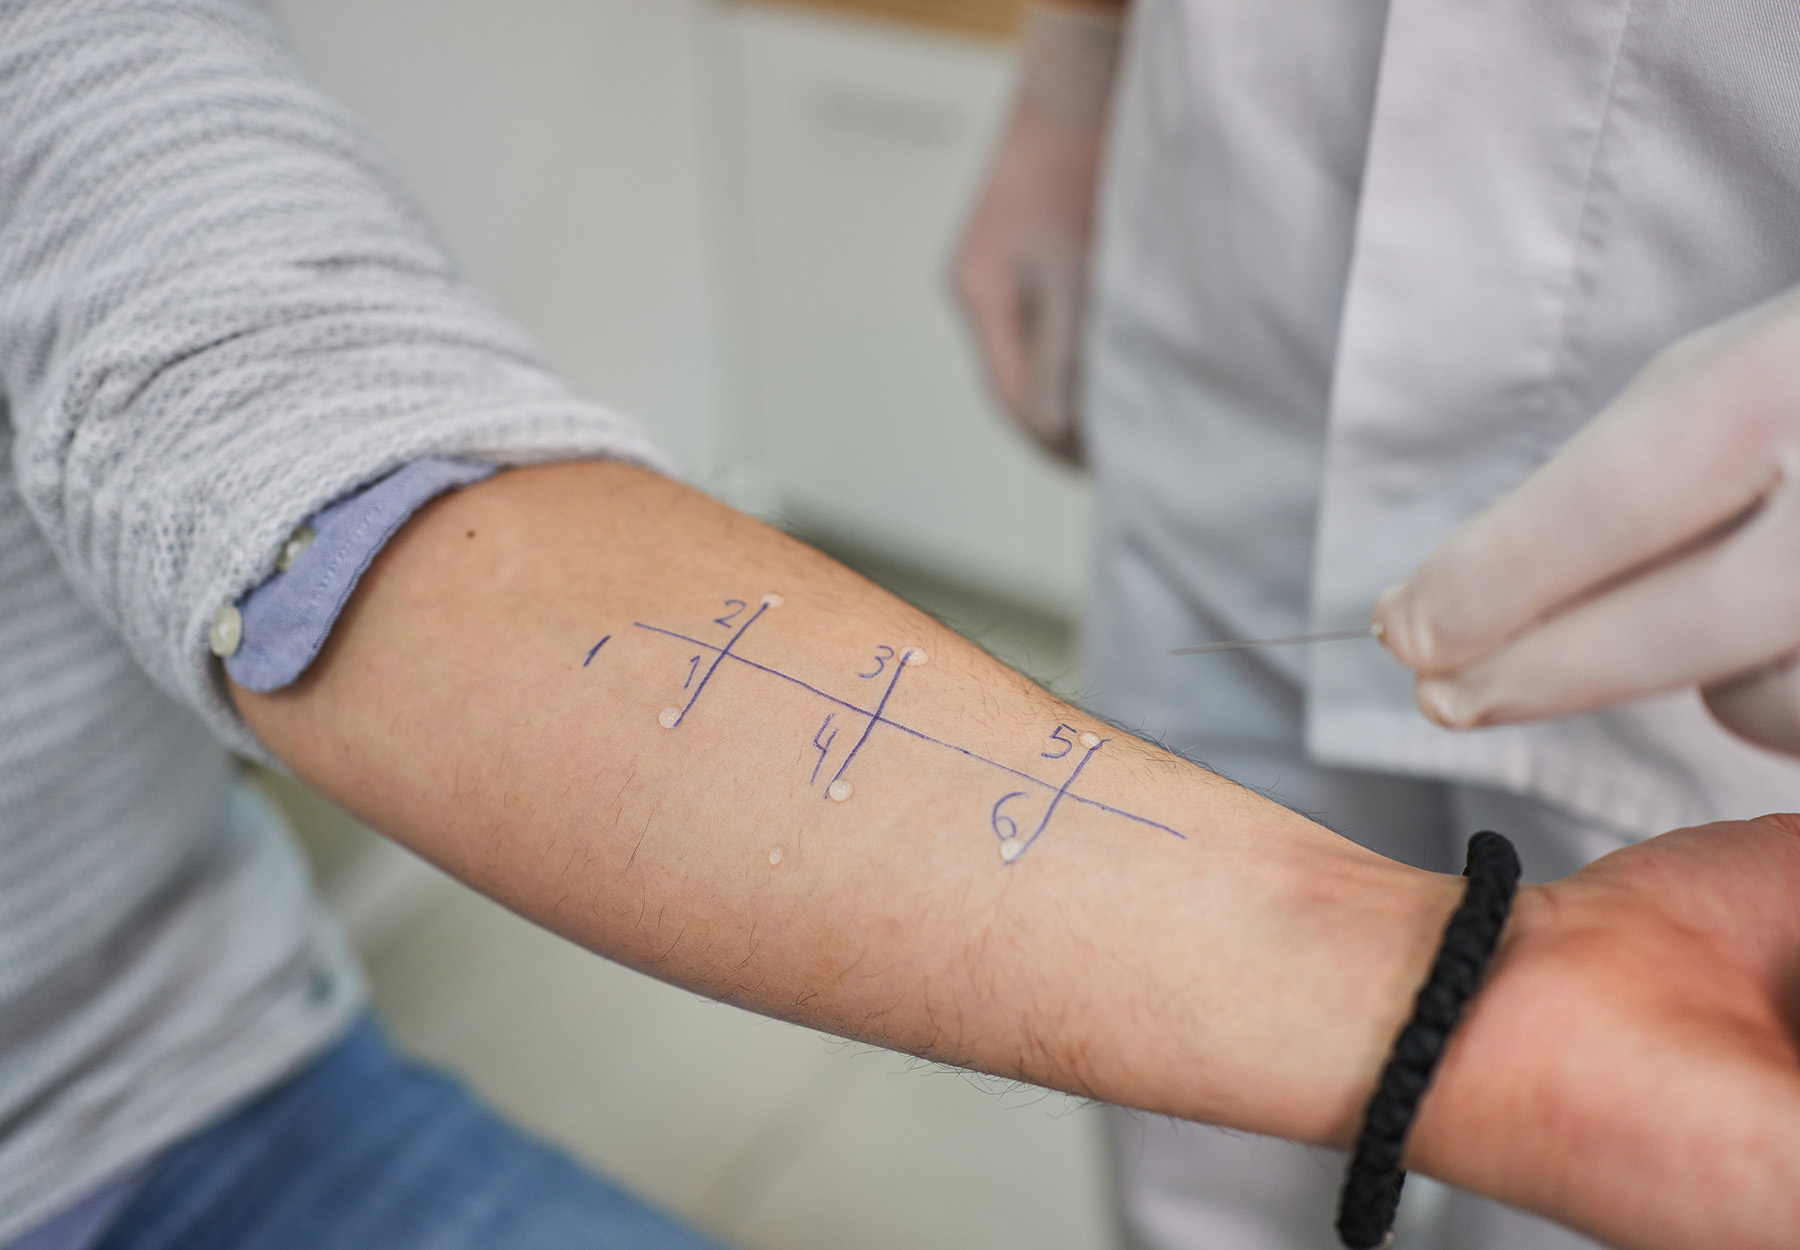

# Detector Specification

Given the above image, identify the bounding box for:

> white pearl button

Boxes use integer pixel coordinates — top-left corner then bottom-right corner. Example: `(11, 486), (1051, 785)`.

(210, 604), (243, 657)
(275, 523), (316, 572)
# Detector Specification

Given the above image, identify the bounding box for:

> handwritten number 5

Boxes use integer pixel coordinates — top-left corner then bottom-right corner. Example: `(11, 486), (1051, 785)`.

(1042, 724), (1076, 759)
(859, 645), (896, 680)
(714, 599), (747, 629)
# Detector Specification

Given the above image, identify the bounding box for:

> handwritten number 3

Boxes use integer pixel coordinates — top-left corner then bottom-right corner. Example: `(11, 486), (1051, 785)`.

(859, 645), (896, 679)
(714, 600), (747, 629)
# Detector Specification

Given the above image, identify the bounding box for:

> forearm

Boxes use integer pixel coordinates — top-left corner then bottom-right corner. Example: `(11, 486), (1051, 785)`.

(235, 461), (1458, 1145)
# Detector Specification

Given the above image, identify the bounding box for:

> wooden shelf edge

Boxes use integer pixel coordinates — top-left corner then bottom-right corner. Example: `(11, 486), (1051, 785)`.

(738, 0), (1029, 41)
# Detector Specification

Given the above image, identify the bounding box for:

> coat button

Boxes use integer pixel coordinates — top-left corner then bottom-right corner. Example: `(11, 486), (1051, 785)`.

(210, 604), (243, 657)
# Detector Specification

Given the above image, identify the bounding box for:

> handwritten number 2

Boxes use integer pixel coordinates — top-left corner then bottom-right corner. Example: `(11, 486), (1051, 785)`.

(714, 599), (747, 629)
(1041, 723), (1076, 760)
(859, 645), (896, 679)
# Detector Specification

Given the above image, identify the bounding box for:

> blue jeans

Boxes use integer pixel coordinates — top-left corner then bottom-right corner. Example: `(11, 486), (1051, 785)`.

(94, 1018), (730, 1250)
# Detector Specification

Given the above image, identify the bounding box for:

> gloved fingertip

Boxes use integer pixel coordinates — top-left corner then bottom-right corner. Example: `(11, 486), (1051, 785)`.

(1371, 581), (1421, 664)
(1416, 679), (1480, 730)
(1702, 661), (1800, 757)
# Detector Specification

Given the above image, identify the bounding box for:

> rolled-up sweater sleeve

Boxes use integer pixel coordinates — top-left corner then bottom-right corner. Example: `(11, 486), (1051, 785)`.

(0, 0), (672, 757)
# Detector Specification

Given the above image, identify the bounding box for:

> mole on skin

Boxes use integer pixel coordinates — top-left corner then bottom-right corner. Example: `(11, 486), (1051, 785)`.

(827, 779), (853, 802)
(658, 707), (681, 729)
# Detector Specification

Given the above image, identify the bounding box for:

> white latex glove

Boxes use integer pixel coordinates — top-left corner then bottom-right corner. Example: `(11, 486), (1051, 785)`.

(954, 4), (1121, 465)
(1375, 286), (1800, 754)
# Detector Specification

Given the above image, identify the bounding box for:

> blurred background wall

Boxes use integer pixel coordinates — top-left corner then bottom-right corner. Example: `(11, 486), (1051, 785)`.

(258, 2), (1118, 1248)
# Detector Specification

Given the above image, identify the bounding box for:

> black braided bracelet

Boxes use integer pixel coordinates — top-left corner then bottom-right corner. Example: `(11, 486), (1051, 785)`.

(1336, 830), (1522, 1249)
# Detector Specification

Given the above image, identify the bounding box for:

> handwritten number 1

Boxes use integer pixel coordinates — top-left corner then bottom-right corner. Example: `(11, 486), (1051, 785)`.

(714, 600), (747, 628)
(684, 655), (702, 689)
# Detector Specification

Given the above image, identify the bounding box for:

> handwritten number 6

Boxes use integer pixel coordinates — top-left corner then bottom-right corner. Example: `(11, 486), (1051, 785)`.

(1042, 723), (1076, 760)
(991, 792), (1028, 841)
(859, 645), (896, 679)
(714, 599), (747, 629)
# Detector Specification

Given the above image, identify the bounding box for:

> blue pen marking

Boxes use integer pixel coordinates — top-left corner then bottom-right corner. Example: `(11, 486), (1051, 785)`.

(583, 635), (612, 667)
(631, 621), (1187, 843)
(811, 713), (839, 785)
(824, 649), (911, 796)
(1007, 741), (1105, 861)
(1041, 723), (1076, 760)
(991, 791), (1029, 842)
(669, 601), (768, 728)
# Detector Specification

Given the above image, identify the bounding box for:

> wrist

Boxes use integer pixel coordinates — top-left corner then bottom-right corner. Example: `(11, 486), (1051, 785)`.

(1019, 3), (1123, 127)
(1337, 834), (1524, 1246)
(1402, 881), (1557, 1181)
(1123, 832), (1468, 1148)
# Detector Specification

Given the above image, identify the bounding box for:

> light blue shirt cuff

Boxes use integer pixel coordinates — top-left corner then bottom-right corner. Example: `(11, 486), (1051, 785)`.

(224, 458), (497, 692)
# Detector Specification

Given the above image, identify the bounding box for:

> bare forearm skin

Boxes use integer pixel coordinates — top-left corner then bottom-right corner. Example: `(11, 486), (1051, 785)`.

(235, 462), (1460, 1148)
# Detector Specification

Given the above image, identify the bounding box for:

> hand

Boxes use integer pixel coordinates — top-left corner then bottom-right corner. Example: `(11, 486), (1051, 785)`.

(954, 5), (1120, 465)
(1415, 814), (1800, 1249)
(1373, 287), (1800, 752)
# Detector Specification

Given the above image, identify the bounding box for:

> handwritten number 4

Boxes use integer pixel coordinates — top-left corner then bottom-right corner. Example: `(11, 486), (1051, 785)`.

(1042, 724), (1076, 760)
(811, 713), (839, 786)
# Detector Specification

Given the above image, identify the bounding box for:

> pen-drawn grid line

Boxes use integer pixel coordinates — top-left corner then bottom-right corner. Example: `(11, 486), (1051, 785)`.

(672, 603), (767, 728)
(824, 653), (911, 795)
(1014, 742), (1103, 859)
(631, 622), (1186, 840)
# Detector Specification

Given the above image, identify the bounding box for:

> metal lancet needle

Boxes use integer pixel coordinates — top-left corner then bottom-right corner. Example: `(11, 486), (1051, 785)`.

(1169, 623), (1383, 657)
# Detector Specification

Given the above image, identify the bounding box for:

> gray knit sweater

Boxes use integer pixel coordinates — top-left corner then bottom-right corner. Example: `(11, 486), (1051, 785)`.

(0, 1), (667, 1236)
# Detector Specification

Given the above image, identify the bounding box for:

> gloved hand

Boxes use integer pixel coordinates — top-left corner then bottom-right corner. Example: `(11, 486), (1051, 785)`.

(1374, 286), (1800, 754)
(954, 4), (1121, 465)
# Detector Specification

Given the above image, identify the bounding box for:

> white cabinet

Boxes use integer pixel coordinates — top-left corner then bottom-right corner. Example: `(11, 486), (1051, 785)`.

(724, 4), (1091, 615)
(275, 0), (1091, 618)
(275, 0), (727, 477)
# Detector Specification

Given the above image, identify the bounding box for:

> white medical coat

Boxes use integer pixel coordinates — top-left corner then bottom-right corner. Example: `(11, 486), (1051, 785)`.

(1084, 0), (1800, 837)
